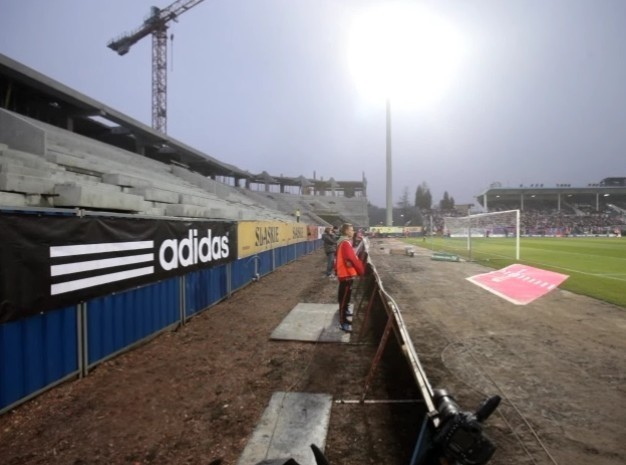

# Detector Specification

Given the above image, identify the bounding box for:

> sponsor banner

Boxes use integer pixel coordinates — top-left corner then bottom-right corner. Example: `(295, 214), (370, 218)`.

(0, 214), (236, 323)
(404, 226), (423, 234)
(467, 264), (569, 305)
(307, 225), (320, 241)
(237, 221), (308, 258)
(369, 226), (422, 235)
(370, 226), (401, 235)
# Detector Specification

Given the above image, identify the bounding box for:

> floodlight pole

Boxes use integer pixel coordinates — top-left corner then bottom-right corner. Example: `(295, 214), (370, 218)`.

(386, 98), (393, 226)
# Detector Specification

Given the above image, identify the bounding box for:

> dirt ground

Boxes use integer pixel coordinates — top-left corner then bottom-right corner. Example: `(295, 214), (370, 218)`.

(0, 239), (624, 465)
(371, 238), (625, 465)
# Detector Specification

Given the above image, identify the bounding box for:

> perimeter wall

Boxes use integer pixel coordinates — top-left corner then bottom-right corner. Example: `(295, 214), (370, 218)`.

(0, 208), (323, 414)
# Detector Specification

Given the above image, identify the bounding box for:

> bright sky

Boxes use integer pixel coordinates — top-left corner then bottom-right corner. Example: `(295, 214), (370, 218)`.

(1, 0), (625, 208)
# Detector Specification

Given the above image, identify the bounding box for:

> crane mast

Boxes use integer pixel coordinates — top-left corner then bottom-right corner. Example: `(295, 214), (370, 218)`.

(107, 0), (206, 133)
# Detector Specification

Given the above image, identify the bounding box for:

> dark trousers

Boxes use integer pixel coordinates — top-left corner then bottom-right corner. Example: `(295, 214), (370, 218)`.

(325, 252), (335, 276)
(338, 278), (353, 325)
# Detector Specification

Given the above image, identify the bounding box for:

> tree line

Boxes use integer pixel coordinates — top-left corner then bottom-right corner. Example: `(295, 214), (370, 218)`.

(367, 182), (456, 226)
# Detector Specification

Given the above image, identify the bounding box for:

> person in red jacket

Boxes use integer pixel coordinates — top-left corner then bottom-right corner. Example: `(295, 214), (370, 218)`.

(335, 223), (365, 332)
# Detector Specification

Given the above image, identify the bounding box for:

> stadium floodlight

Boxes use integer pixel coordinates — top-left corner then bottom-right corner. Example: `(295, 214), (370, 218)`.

(444, 209), (520, 261)
(347, 3), (466, 226)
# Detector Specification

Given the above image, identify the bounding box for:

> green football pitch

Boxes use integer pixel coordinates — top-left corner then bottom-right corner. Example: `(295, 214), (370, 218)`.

(404, 236), (626, 309)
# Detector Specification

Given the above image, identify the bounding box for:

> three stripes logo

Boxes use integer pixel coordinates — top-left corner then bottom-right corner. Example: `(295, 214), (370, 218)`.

(50, 241), (155, 296)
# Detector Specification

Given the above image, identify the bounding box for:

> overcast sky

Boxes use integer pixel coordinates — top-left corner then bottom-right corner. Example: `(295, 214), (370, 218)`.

(1, 0), (625, 208)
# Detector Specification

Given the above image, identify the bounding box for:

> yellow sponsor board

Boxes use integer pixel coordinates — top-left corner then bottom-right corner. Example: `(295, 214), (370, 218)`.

(369, 226), (423, 236)
(369, 226), (404, 235)
(404, 226), (423, 234)
(238, 221), (308, 258)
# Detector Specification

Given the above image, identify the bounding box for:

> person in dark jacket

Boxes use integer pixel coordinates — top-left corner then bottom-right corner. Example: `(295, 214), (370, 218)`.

(321, 226), (337, 277)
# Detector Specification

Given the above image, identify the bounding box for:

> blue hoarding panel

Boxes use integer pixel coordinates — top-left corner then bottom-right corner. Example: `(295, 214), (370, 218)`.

(0, 306), (78, 411)
(275, 245), (296, 267)
(257, 250), (273, 277)
(295, 241), (307, 258)
(185, 264), (229, 317)
(86, 278), (179, 366)
(230, 256), (255, 291)
(274, 248), (285, 268)
(231, 250), (274, 291)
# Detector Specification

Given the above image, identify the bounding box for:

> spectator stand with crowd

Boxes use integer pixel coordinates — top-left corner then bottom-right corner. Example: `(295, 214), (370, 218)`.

(419, 205), (625, 238)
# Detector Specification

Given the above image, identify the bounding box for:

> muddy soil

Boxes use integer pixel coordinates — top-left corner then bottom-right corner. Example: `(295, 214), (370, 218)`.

(370, 238), (625, 465)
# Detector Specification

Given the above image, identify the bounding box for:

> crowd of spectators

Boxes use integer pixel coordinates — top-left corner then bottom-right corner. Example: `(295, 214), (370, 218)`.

(422, 204), (626, 236)
(520, 209), (624, 235)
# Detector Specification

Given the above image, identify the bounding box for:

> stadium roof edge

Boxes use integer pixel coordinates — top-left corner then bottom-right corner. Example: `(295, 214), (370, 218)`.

(477, 186), (626, 197)
(0, 53), (250, 178)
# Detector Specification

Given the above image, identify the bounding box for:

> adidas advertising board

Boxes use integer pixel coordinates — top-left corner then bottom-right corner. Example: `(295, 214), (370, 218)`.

(0, 214), (236, 324)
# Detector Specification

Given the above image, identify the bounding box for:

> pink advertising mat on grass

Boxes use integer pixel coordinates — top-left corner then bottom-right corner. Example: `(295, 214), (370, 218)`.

(467, 264), (569, 305)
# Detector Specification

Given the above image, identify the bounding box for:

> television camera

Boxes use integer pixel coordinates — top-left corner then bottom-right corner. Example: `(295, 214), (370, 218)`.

(431, 388), (502, 465)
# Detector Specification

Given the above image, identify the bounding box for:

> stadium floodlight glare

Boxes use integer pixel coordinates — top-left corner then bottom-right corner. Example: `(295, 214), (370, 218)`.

(347, 3), (466, 226)
(347, 3), (465, 107)
(444, 209), (521, 261)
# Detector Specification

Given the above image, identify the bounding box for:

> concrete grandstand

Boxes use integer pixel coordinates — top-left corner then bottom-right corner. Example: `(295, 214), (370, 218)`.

(477, 180), (626, 214)
(460, 181), (626, 237)
(0, 53), (369, 227)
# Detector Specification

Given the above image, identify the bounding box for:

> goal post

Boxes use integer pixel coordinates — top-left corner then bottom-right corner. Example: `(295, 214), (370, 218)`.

(443, 209), (520, 261)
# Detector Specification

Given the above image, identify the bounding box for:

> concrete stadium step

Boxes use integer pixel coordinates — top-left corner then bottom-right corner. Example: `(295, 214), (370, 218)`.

(51, 147), (239, 208)
(170, 165), (258, 203)
(129, 187), (179, 204)
(0, 158), (67, 179)
(45, 130), (165, 167)
(1, 149), (102, 185)
(45, 151), (109, 175)
(227, 194), (256, 206)
(101, 173), (153, 189)
(47, 146), (170, 182)
(53, 183), (144, 211)
(238, 189), (279, 209)
(0, 191), (28, 207)
(102, 169), (223, 201)
(138, 200), (167, 217)
(0, 172), (57, 194)
(1, 147), (60, 171)
(170, 165), (223, 195)
(178, 192), (224, 207)
(48, 142), (172, 177)
(0, 191), (57, 209)
(164, 203), (225, 219)
(0, 154), (100, 187)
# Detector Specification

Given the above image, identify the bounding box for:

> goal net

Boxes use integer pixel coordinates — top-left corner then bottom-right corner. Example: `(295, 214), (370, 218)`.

(443, 209), (520, 261)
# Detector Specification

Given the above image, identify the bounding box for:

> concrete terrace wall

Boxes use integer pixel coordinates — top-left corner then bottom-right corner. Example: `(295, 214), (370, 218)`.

(0, 109), (293, 221)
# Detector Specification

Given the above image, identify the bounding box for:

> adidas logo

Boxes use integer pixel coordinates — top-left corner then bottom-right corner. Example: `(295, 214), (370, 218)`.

(50, 229), (230, 296)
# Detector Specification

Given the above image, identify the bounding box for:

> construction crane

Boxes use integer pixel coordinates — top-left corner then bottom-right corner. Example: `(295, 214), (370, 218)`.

(107, 0), (206, 133)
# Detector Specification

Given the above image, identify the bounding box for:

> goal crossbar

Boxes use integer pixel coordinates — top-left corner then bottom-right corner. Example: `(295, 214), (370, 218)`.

(444, 209), (520, 260)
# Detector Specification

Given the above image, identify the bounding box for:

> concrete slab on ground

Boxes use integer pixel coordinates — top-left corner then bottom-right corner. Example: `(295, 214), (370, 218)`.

(270, 303), (350, 343)
(236, 391), (332, 465)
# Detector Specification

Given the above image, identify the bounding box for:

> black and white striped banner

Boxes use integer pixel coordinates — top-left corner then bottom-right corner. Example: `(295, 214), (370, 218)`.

(0, 214), (236, 323)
